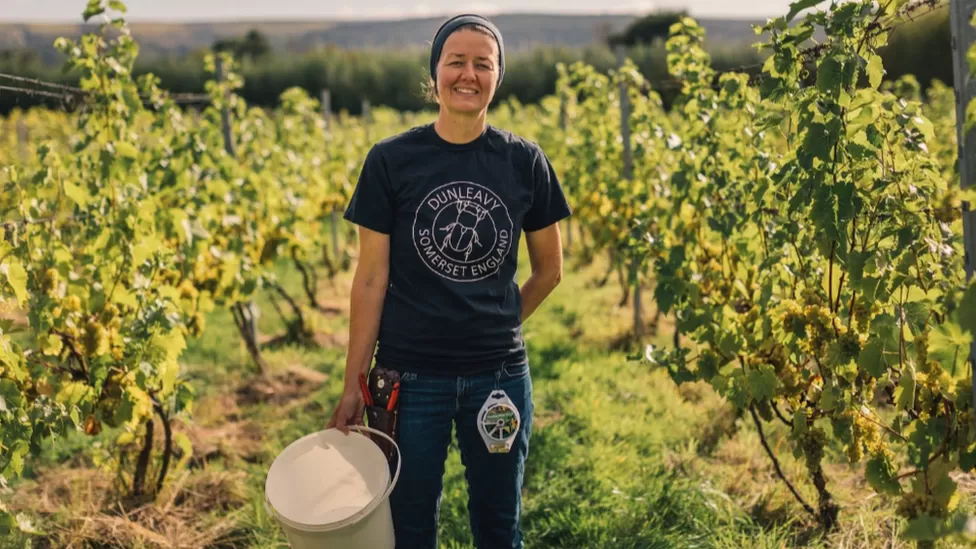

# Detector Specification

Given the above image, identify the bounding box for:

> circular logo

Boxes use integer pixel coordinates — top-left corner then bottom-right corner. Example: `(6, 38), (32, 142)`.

(412, 181), (514, 282)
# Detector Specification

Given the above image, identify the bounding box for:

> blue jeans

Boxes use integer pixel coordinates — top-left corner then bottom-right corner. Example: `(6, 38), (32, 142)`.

(388, 363), (533, 549)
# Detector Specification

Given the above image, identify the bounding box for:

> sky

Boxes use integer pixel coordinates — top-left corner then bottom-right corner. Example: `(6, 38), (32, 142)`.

(2, 0), (805, 23)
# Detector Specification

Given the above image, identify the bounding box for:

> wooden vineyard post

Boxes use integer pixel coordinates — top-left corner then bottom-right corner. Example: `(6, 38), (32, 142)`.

(616, 44), (642, 339)
(560, 90), (573, 256)
(321, 89), (332, 132)
(322, 89), (340, 265)
(362, 98), (371, 143)
(950, 0), (976, 427)
(216, 56), (265, 375)
(17, 118), (28, 161)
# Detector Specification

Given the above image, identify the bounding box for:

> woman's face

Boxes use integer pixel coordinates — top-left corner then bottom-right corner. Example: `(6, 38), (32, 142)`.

(435, 28), (499, 116)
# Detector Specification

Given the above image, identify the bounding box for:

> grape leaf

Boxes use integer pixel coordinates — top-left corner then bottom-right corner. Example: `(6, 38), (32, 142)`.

(42, 334), (63, 356)
(895, 364), (916, 412)
(747, 364), (777, 401)
(817, 57), (843, 97)
(1, 260), (28, 307)
(114, 141), (139, 159)
(786, 0), (822, 23)
(82, 0), (105, 21)
(866, 53), (884, 89)
(903, 515), (940, 541)
(865, 453), (901, 496)
(63, 181), (91, 207)
(929, 322), (971, 377)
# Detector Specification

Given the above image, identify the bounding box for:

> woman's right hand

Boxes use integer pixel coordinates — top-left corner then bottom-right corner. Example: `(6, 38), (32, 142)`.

(326, 388), (365, 435)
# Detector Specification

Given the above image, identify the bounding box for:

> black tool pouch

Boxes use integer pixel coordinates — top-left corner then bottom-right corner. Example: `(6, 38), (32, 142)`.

(364, 365), (401, 462)
(365, 405), (398, 461)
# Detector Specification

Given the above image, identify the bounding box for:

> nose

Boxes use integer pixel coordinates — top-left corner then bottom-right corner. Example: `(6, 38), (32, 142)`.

(460, 61), (477, 81)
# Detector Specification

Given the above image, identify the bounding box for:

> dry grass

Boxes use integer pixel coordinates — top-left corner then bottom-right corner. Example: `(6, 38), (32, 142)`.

(4, 359), (331, 548)
(10, 468), (248, 549)
(234, 363), (328, 408)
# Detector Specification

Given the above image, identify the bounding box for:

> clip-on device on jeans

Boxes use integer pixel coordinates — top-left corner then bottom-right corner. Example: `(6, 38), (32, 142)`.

(360, 365), (401, 461)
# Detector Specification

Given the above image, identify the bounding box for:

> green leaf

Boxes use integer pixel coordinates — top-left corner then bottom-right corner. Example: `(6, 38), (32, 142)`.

(961, 442), (976, 471)
(132, 234), (163, 266)
(83, 0), (106, 21)
(929, 322), (972, 376)
(895, 364), (916, 412)
(820, 384), (843, 411)
(2, 260), (28, 307)
(786, 0), (822, 23)
(63, 181), (91, 206)
(903, 515), (940, 541)
(114, 141), (139, 159)
(865, 453), (901, 495)
(792, 409), (808, 437)
(108, 0), (128, 12)
(802, 123), (831, 164)
(0, 507), (16, 535)
(930, 461), (957, 509)
(747, 364), (777, 402)
(812, 184), (836, 231)
(816, 57), (843, 97)
(3, 441), (28, 477)
(900, 301), (929, 336)
(727, 374), (750, 409)
(866, 53), (884, 89)
(112, 287), (138, 309)
(848, 251), (867, 285)
(0, 380), (22, 412)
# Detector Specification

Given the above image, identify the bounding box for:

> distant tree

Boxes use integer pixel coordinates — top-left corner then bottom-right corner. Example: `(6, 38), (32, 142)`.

(213, 29), (271, 60)
(0, 48), (40, 70)
(607, 11), (687, 47)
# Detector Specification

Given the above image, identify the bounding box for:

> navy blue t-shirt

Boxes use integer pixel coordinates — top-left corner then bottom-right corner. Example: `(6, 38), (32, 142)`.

(343, 122), (571, 376)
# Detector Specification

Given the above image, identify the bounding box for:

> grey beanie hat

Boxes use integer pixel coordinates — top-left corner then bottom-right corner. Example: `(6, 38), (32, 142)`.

(429, 14), (505, 90)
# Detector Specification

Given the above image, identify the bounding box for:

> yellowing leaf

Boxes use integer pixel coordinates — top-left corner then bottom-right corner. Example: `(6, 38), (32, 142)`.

(42, 334), (63, 356)
(112, 287), (138, 309)
(114, 141), (139, 159)
(56, 381), (93, 407)
(2, 260), (29, 307)
(63, 181), (91, 206)
(132, 234), (163, 266)
(866, 54), (884, 90)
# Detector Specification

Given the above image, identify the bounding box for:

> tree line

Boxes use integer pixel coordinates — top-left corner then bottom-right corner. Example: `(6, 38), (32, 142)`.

(0, 9), (950, 117)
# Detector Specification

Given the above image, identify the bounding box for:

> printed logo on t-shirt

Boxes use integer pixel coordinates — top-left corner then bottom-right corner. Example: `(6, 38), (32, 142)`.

(412, 181), (514, 282)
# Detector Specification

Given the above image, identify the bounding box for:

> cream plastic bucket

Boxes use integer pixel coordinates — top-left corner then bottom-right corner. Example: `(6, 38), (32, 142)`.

(265, 425), (401, 549)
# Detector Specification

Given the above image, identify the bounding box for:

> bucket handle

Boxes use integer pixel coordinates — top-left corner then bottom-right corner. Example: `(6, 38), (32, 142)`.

(346, 425), (402, 505)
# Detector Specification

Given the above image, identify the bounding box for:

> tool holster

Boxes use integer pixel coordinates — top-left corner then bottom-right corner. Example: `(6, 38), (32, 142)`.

(364, 365), (400, 461)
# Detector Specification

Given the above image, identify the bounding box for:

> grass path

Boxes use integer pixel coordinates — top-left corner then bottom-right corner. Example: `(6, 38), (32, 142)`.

(7, 249), (975, 548)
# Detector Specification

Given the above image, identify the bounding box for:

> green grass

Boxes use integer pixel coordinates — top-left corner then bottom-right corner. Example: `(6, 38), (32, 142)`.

(6, 243), (975, 548)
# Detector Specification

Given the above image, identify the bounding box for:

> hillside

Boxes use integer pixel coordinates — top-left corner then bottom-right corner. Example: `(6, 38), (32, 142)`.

(0, 14), (768, 64)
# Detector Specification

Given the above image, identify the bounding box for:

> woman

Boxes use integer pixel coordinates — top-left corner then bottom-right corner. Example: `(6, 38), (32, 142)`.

(327, 13), (570, 549)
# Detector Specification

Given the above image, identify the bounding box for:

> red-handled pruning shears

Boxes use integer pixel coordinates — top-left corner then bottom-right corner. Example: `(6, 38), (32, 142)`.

(386, 382), (400, 412)
(359, 373), (373, 407)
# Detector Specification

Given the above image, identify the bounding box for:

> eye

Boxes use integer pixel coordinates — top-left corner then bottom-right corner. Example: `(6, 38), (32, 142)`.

(478, 63), (491, 70)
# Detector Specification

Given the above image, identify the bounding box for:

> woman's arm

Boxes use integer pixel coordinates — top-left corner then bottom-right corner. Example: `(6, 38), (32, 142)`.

(328, 226), (389, 433)
(344, 226), (390, 390)
(520, 222), (563, 322)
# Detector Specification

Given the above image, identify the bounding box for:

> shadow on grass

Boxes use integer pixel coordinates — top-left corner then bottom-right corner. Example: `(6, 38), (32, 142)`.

(528, 340), (576, 380)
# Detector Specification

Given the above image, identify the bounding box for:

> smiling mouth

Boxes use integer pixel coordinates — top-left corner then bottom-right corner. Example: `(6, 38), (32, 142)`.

(454, 87), (480, 96)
